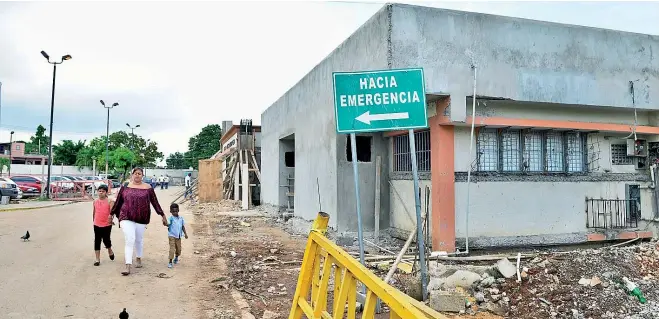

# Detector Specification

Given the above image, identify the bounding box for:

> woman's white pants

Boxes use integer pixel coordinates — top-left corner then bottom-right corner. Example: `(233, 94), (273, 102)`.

(120, 220), (146, 265)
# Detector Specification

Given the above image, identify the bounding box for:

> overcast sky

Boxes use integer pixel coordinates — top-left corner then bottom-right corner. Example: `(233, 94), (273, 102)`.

(0, 1), (657, 164)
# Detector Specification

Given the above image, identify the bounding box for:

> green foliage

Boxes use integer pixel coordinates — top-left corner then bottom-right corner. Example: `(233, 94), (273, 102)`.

(52, 140), (86, 165)
(24, 125), (50, 155)
(110, 147), (136, 177)
(0, 157), (9, 173)
(166, 152), (187, 169)
(179, 124), (222, 169)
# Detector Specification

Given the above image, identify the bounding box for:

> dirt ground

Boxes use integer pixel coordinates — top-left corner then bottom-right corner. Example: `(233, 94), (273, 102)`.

(0, 187), (198, 319)
(190, 200), (307, 319)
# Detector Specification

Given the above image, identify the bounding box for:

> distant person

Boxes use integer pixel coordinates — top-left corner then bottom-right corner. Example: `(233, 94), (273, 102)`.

(163, 175), (170, 189)
(184, 173), (192, 199)
(150, 175), (157, 189)
(92, 185), (115, 266)
(166, 203), (188, 268)
(111, 167), (167, 276)
(159, 175), (164, 190)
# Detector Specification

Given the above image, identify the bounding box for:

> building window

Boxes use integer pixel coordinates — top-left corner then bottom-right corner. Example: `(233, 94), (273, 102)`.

(501, 130), (521, 172)
(284, 152), (295, 168)
(523, 131), (543, 172)
(477, 129), (499, 171)
(392, 130), (431, 172)
(545, 132), (564, 172)
(392, 130), (430, 172)
(611, 144), (633, 165)
(566, 133), (585, 172)
(346, 135), (372, 162)
(476, 129), (587, 173)
(15, 144), (20, 150)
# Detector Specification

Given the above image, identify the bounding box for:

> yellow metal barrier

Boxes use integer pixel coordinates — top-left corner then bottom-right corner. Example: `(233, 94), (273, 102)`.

(289, 212), (446, 319)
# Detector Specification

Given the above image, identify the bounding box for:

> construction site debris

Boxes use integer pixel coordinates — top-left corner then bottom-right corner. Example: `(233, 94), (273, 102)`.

(495, 258), (517, 279)
(427, 240), (659, 318)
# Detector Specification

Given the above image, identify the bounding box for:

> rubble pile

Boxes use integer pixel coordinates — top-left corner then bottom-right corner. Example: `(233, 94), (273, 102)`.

(428, 241), (659, 318)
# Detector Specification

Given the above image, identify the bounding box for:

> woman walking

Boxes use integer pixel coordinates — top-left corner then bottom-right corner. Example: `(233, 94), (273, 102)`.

(110, 167), (167, 275)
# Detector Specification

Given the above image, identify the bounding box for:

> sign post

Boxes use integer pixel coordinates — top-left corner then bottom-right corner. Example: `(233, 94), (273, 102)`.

(333, 68), (429, 301)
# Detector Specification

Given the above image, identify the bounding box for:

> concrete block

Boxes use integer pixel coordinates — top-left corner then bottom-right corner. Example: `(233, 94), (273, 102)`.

(429, 290), (466, 313)
(336, 235), (354, 247)
(495, 258), (517, 278)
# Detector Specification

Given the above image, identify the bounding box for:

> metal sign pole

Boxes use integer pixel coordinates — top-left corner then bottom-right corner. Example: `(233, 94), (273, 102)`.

(408, 128), (428, 301)
(350, 133), (366, 295)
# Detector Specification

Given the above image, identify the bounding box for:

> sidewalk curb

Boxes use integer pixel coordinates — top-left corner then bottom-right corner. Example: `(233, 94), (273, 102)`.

(0, 201), (74, 212)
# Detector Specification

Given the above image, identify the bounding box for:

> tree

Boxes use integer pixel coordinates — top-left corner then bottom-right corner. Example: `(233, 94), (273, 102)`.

(0, 157), (9, 173)
(52, 140), (86, 165)
(166, 152), (187, 169)
(110, 147), (136, 178)
(184, 124), (222, 169)
(108, 131), (163, 167)
(24, 125), (50, 155)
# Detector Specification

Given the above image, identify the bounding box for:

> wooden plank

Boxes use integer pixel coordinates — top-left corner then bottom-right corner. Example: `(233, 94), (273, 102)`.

(374, 156), (381, 241)
(248, 150), (262, 183)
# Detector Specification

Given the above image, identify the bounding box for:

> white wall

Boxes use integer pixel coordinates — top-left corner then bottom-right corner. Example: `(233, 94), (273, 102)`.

(7, 164), (93, 176)
(390, 180), (431, 232)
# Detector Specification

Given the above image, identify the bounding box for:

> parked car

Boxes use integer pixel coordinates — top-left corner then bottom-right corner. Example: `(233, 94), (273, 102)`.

(64, 175), (91, 190)
(0, 178), (20, 199)
(10, 175), (44, 195)
(0, 177), (26, 199)
(110, 179), (121, 189)
(50, 176), (75, 190)
(84, 176), (107, 189)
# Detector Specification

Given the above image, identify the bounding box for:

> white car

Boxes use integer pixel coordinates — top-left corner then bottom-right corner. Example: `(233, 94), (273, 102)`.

(49, 176), (75, 190)
(84, 176), (107, 189)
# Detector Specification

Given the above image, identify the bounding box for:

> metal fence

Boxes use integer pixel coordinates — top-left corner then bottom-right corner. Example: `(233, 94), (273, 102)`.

(585, 198), (639, 229)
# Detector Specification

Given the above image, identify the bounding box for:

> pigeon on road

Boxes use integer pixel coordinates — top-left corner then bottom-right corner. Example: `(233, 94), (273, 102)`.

(20, 231), (30, 241)
(119, 308), (129, 319)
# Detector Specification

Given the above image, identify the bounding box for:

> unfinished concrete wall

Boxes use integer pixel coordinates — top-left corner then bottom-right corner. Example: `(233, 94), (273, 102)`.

(389, 4), (659, 122)
(389, 179), (431, 232)
(261, 6), (391, 229)
(336, 133), (391, 232)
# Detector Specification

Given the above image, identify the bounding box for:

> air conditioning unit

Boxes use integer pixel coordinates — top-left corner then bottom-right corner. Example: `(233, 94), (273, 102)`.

(627, 139), (647, 157)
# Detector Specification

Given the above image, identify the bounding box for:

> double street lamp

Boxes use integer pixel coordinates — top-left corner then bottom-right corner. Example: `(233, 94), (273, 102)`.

(100, 100), (119, 177)
(41, 50), (72, 198)
(126, 123), (140, 168)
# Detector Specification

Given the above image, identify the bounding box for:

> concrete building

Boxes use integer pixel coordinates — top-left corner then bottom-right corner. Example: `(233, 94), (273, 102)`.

(261, 3), (659, 251)
(0, 142), (48, 165)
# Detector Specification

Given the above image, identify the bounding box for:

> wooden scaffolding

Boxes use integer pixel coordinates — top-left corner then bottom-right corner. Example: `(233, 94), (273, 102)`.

(221, 119), (261, 209)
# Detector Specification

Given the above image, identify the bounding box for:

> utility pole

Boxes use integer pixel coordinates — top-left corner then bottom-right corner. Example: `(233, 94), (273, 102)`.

(100, 100), (118, 177)
(41, 50), (72, 199)
(8, 131), (14, 177)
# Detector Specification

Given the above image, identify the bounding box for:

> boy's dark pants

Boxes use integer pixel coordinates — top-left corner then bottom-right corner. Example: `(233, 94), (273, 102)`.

(169, 237), (181, 260)
(94, 225), (112, 250)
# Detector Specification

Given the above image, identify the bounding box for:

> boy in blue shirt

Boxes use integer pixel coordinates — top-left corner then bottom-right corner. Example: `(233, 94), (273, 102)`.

(166, 203), (188, 268)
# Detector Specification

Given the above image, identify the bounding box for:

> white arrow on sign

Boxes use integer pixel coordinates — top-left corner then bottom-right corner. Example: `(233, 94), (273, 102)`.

(355, 111), (409, 125)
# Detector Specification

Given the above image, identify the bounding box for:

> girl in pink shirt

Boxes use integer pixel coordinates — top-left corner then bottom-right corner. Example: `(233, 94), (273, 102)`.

(93, 184), (115, 266)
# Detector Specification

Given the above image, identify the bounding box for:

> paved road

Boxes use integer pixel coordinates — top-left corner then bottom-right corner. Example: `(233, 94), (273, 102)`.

(0, 187), (197, 319)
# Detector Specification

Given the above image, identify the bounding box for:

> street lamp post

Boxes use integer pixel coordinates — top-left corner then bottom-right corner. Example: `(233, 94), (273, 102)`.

(126, 123), (140, 167)
(8, 131), (14, 177)
(41, 50), (72, 199)
(100, 100), (119, 177)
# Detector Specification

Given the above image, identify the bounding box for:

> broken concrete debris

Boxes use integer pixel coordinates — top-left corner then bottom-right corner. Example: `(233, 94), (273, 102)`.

(427, 240), (659, 318)
(496, 257), (517, 279)
(429, 290), (466, 313)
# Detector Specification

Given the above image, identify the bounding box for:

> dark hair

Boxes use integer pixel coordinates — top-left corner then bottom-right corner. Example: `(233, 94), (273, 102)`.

(170, 203), (179, 210)
(98, 184), (109, 191)
(131, 167), (144, 174)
